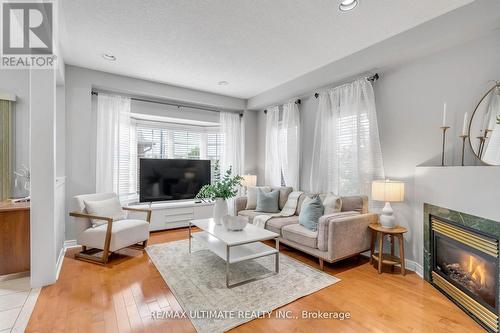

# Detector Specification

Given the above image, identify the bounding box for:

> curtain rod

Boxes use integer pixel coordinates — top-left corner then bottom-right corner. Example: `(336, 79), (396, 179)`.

(264, 99), (301, 114)
(263, 73), (379, 112)
(91, 90), (243, 117)
(314, 73), (379, 98)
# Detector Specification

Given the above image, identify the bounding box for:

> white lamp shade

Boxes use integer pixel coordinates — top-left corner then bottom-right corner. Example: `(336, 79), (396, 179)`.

(372, 180), (405, 202)
(241, 175), (257, 187)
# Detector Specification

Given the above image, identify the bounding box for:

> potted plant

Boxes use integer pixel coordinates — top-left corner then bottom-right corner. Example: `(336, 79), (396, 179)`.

(196, 161), (243, 224)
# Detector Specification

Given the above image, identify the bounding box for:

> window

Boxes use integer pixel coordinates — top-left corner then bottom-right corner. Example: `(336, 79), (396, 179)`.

(207, 132), (224, 181)
(134, 120), (223, 193)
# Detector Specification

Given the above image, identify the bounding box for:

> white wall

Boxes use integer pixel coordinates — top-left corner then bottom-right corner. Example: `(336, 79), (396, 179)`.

(253, 32), (500, 264)
(64, 65), (247, 239)
(0, 69), (30, 198)
(375, 32), (500, 263)
(242, 110), (258, 175)
(413, 166), (500, 266)
(30, 69), (57, 288)
(56, 85), (66, 177)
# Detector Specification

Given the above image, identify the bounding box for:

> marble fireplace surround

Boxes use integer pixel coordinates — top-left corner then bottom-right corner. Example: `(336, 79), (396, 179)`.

(423, 203), (499, 331)
(423, 203), (500, 280)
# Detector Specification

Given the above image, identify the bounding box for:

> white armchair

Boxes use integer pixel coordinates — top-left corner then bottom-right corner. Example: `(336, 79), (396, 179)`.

(69, 193), (151, 265)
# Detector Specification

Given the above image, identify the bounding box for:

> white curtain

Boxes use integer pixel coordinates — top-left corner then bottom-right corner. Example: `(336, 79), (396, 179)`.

(280, 101), (301, 190)
(220, 111), (243, 215)
(96, 93), (136, 202)
(220, 111), (243, 176)
(264, 106), (281, 186)
(310, 78), (384, 198)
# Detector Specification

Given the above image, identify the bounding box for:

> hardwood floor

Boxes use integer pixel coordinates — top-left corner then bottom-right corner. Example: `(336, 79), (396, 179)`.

(26, 228), (483, 333)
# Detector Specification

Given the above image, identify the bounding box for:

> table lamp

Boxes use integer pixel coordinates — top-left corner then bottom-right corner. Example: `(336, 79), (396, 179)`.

(241, 175), (257, 195)
(371, 180), (405, 228)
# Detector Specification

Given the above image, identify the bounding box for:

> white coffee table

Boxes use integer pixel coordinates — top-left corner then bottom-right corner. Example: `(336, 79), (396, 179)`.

(189, 218), (280, 288)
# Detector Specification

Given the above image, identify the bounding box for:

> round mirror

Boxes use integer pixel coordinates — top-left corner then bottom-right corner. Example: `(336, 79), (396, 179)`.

(469, 83), (500, 165)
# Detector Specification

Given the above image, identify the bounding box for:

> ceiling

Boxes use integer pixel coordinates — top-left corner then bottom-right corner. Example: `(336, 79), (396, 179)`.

(60, 0), (473, 99)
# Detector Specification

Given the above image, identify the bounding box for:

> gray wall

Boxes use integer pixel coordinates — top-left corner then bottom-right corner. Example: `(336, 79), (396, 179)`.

(374, 32), (500, 263)
(0, 69), (30, 198)
(65, 65), (247, 239)
(254, 31), (500, 264)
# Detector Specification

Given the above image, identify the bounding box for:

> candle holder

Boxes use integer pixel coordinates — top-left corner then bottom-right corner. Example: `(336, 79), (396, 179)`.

(459, 134), (468, 166)
(477, 136), (486, 158)
(440, 126), (450, 166)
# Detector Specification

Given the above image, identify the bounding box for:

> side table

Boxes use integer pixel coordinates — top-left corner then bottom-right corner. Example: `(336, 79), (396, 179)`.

(368, 223), (407, 275)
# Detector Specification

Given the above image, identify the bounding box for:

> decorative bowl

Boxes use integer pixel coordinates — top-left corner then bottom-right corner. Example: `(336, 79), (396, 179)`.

(222, 215), (248, 231)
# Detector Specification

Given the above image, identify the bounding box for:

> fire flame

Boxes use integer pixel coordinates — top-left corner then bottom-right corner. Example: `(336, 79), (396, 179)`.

(467, 256), (486, 287)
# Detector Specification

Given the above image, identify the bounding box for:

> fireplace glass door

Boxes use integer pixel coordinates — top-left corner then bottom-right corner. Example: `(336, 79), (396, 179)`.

(434, 233), (497, 311)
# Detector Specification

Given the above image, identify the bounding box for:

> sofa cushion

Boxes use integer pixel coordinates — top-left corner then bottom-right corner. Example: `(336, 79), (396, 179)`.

(271, 186), (293, 210)
(238, 210), (270, 223)
(265, 216), (299, 235)
(84, 196), (126, 228)
(282, 224), (318, 249)
(321, 193), (342, 215)
(340, 196), (367, 213)
(256, 188), (280, 213)
(299, 196), (324, 231)
(246, 186), (271, 210)
(77, 219), (149, 252)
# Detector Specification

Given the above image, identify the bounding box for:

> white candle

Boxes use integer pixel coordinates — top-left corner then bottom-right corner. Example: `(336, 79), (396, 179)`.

(442, 103), (447, 127)
(462, 112), (468, 135)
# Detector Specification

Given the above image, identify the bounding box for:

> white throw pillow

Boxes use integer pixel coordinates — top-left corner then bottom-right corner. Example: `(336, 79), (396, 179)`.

(84, 197), (126, 228)
(320, 193), (342, 215)
(246, 186), (271, 210)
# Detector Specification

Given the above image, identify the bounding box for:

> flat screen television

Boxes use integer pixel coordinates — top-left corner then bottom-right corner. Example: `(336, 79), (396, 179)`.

(139, 158), (211, 202)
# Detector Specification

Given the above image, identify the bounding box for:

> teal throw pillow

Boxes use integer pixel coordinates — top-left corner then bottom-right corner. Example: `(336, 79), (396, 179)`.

(255, 188), (280, 213)
(299, 196), (324, 231)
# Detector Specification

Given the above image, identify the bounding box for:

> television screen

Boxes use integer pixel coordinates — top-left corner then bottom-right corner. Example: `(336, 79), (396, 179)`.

(139, 158), (211, 202)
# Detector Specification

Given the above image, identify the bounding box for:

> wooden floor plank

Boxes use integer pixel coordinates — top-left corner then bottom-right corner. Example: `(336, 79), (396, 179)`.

(25, 227), (484, 333)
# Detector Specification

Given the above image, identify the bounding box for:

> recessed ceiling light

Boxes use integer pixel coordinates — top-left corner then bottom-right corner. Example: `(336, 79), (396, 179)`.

(218, 81), (229, 86)
(102, 53), (116, 61)
(339, 0), (358, 12)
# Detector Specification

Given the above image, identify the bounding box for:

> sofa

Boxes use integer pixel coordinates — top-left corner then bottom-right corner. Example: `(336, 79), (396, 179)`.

(235, 187), (378, 269)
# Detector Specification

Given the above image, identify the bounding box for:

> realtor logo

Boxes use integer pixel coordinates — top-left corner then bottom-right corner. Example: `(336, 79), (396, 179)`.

(2, 2), (53, 55)
(2, 2), (53, 54)
(1, 1), (55, 68)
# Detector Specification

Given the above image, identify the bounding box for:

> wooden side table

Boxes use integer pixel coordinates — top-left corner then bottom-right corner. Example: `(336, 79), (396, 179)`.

(368, 223), (407, 275)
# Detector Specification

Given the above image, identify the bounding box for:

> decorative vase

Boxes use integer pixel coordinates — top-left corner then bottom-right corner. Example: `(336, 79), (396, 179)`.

(213, 198), (228, 225)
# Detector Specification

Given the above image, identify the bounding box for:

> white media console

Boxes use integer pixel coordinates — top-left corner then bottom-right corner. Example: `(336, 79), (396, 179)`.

(130, 201), (214, 231)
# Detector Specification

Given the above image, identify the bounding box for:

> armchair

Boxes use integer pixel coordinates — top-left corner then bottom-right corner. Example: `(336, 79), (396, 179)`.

(69, 193), (151, 265)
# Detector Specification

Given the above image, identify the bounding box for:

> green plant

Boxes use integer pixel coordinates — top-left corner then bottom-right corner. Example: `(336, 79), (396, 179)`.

(196, 161), (243, 200)
(496, 115), (500, 125)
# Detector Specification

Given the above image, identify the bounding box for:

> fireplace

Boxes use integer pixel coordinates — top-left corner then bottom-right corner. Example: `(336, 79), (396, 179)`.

(430, 215), (499, 332)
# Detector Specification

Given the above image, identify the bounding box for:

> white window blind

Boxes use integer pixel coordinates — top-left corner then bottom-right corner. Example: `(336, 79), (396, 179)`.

(133, 120), (223, 193)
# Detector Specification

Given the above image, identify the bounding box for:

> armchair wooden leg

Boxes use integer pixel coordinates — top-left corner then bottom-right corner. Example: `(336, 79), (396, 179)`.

(319, 258), (324, 271)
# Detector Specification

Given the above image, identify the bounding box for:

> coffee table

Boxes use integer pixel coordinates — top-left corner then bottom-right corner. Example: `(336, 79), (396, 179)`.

(189, 218), (280, 288)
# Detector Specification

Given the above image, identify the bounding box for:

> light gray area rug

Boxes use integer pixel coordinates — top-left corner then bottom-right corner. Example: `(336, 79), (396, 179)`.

(146, 239), (340, 333)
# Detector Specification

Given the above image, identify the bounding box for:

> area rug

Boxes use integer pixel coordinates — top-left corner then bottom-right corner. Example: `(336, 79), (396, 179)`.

(146, 239), (340, 333)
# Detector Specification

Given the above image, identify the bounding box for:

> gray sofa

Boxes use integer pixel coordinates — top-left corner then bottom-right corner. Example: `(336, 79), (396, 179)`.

(235, 188), (378, 269)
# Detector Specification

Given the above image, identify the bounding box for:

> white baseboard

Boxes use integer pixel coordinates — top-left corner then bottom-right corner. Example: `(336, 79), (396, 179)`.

(56, 240), (79, 280)
(56, 247), (65, 280)
(63, 239), (78, 248)
(404, 259), (423, 278)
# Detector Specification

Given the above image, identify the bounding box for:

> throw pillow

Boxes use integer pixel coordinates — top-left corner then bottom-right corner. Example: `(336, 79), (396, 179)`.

(299, 196), (324, 231)
(246, 186), (271, 210)
(255, 188), (280, 213)
(322, 193), (342, 215)
(84, 197), (126, 228)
